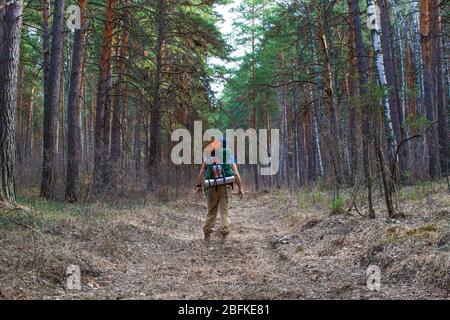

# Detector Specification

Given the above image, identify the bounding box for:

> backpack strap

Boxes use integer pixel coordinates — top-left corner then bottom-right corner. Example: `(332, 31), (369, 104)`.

(221, 166), (228, 202)
(213, 165), (218, 191)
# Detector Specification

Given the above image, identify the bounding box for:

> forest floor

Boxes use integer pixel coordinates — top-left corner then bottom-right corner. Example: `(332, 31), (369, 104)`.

(0, 181), (449, 299)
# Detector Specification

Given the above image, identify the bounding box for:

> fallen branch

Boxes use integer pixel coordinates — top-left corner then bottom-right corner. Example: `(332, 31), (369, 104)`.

(0, 205), (42, 235)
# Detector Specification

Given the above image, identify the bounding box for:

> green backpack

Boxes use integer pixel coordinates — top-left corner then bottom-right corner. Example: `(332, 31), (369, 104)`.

(204, 148), (235, 183)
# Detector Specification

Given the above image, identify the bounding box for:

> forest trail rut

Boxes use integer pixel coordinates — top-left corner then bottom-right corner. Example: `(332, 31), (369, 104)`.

(114, 194), (288, 299)
(70, 192), (407, 300)
(3, 190), (447, 300)
(82, 191), (447, 300)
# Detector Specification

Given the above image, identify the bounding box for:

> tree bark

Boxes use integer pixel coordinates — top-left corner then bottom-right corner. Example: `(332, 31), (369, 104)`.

(345, 10), (358, 183)
(110, 0), (131, 165)
(318, 22), (343, 191)
(368, 0), (397, 155)
(16, 65), (23, 163)
(148, 0), (166, 190)
(40, 0), (65, 199)
(134, 96), (142, 173)
(65, 0), (87, 202)
(0, 0), (23, 203)
(24, 76), (36, 159)
(431, 0), (448, 178)
(0, 0), (5, 54)
(278, 52), (289, 187)
(378, 0), (407, 178)
(251, 9), (260, 191)
(349, 0), (375, 218)
(94, 0), (115, 193)
(420, 0), (438, 178)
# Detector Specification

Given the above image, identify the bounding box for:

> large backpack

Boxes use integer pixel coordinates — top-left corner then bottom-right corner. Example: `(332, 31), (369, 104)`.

(204, 148), (235, 188)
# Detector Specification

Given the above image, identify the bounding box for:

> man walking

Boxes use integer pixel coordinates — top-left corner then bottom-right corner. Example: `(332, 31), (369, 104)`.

(196, 138), (243, 243)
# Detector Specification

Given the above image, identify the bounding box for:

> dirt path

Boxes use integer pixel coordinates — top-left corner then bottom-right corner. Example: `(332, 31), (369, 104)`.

(109, 194), (287, 299)
(82, 192), (448, 300)
(3, 189), (447, 299)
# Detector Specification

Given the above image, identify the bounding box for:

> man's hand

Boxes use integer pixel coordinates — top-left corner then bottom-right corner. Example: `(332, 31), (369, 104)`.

(237, 188), (243, 199)
(196, 184), (203, 195)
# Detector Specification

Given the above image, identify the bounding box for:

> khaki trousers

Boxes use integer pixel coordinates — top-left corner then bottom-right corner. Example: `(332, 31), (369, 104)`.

(203, 185), (231, 235)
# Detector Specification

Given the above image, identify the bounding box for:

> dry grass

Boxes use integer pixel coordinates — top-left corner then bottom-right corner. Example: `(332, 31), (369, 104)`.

(0, 181), (448, 299)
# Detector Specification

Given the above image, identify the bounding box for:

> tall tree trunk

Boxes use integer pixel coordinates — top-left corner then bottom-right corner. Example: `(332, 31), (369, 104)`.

(16, 65), (23, 163)
(368, 0), (397, 155)
(378, 0), (407, 178)
(82, 54), (88, 163)
(94, 0), (115, 193)
(58, 55), (65, 165)
(264, 90), (273, 188)
(65, 0), (87, 201)
(103, 42), (115, 165)
(148, 0), (166, 190)
(420, 0), (438, 178)
(24, 78), (35, 160)
(432, 0), (448, 178)
(346, 10), (358, 183)
(406, 47), (417, 134)
(349, 0), (375, 218)
(308, 57), (324, 181)
(0, 0), (5, 53)
(134, 96), (142, 173)
(313, 114), (324, 178)
(369, 0), (399, 216)
(293, 84), (302, 186)
(41, 0), (65, 199)
(251, 14), (260, 192)
(391, 0), (410, 173)
(89, 73), (96, 167)
(0, 0), (23, 203)
(110, 0), (130, 165)
(318, 20), (343, 193)
(279, 52), (289, 187)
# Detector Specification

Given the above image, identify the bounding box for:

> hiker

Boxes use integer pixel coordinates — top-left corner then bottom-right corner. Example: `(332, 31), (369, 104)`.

(196, 138), (243, 242)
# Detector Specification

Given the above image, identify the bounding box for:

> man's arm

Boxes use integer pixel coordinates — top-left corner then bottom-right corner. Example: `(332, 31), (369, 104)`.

(232, 164), (243, 196)
(196, 163), (206, 191)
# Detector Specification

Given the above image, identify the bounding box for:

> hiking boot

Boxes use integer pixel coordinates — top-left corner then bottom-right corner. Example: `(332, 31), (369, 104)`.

(204, 233), (211, 242)
(221, 233), (229, 243)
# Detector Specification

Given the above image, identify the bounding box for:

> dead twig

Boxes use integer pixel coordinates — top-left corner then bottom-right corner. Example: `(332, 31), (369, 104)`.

(0, 206), (42, 236)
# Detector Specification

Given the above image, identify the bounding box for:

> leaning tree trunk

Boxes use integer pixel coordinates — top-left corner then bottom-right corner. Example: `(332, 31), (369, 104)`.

(318, 22), (343, 195)
(0, 0), (23, 203)
(41, 0), (65, 199)
(65, 0), (87, 202)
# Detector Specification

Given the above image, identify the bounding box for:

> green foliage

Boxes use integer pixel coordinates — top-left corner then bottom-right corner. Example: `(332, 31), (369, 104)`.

(385, 223), (439, 243)
(398, 180), (446, 202)
(329, 196), (347, 215)
(405, 115), (431, 133)
(297, 191), (326, 209)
